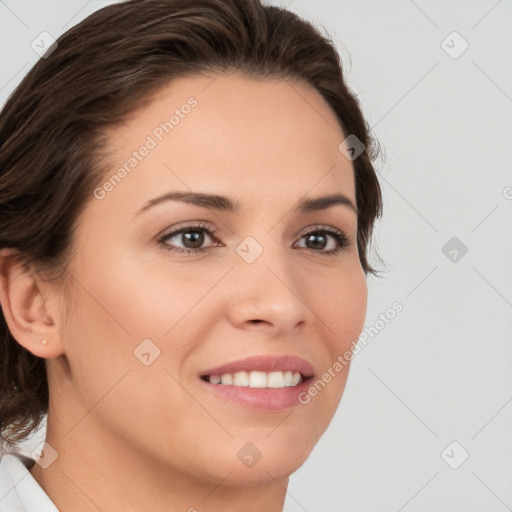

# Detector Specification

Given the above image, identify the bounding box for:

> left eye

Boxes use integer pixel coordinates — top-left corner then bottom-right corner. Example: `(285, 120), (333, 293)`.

(294, 230), (347, 253)
(158, 224), (350, 255)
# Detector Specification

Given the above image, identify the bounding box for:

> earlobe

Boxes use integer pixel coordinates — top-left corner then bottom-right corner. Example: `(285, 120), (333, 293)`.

(0, 248), (64, 359)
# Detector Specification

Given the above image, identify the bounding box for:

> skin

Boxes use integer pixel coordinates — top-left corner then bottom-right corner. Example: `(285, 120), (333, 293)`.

(0, 72), (367, 511)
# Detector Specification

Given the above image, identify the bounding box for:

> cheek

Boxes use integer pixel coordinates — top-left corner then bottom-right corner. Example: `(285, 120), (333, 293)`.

(61, 252), (221, 406)
(59, 289), (133, 394)
(305, 266), (366, 405)
(70, 246), (211, 341)
(314, 265), (367, 354)
(58, 280), (198, 445)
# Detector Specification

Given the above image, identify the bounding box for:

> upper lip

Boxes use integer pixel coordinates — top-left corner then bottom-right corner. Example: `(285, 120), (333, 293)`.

(200, 355), (315, 378)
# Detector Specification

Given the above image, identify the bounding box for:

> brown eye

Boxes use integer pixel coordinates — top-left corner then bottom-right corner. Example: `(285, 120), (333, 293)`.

(158, 223), (220, 254)
(294, 226), (350, 255)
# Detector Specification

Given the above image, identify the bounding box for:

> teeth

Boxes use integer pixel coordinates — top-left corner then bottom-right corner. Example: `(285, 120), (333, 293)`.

(267, 371), (284, 388)
(249, 371), (267, 388)
(221, 373), (233, 385)
(233, 371), (249, 386)
(206, 370), (303, 388)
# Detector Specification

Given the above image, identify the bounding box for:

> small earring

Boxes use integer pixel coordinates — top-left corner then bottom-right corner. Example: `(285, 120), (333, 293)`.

(41, 339), (48, 346)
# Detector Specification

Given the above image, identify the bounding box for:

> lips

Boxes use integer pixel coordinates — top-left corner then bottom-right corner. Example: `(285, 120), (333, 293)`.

(200, 354), (315, 379)
(198, 355), (315, 410)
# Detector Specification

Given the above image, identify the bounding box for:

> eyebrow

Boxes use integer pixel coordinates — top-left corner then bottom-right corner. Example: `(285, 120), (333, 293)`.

(136, 191), (358, 216)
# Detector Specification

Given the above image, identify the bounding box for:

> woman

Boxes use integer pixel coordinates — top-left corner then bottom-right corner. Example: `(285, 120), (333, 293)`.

(0, 0), (382, 510)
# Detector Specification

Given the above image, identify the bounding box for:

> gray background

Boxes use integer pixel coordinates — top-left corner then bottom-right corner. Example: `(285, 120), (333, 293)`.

(1, 0), (511, 510)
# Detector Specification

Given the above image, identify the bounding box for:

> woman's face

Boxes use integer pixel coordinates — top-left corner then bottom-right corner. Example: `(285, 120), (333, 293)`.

(51, 73), (367, 484)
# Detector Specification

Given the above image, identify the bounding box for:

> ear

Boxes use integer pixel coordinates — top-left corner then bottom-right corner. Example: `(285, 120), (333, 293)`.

(0, 248), (65, 359)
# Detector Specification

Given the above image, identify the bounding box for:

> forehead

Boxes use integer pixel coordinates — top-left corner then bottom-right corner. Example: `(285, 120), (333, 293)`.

(99, 72), (355, 215)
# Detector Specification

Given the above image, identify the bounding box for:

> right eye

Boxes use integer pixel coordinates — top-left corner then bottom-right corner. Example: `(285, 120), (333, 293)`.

(158, 222), (221, 254)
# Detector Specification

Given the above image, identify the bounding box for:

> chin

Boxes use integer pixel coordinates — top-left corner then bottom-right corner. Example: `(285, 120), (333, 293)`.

(194, 427), (320, 485)
(216, 451), (310, 486)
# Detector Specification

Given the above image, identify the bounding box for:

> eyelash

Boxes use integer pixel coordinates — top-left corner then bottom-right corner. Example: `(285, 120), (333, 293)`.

(157, 222), (352, 256)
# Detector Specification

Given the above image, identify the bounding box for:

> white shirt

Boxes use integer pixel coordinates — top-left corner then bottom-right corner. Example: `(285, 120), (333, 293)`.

(0, 445), (58, 512)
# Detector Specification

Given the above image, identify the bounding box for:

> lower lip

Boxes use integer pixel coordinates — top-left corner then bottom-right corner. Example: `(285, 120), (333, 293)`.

(200, 377), (314, 410)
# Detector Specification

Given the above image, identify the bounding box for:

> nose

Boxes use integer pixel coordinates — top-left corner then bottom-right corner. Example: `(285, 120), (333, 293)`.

(226, 245), (311, 337)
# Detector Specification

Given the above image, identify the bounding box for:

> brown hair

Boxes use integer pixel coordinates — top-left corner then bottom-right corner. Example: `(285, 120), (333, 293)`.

(0, 0), (383, 447)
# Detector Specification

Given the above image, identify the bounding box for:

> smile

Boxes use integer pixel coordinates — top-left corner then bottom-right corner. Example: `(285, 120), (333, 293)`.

(199, 355), (315, 410)
(202, 370), (303, 388)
